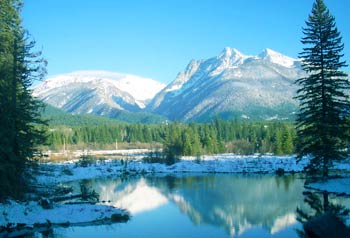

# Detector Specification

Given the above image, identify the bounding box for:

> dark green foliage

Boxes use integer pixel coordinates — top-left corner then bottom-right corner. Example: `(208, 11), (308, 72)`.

(110, 213), (129, 223)
(0, 0), (47, 199)
(41, 104), (122, 126)
(295, 0), (349, 178)
(41, 103), (166, 125)
(77, 155), (95, 167)
(193, 103), (298, 122)
(45, 121), (297, 157)
(110, 110), (167, 124)
(79, 180), (99, 203)
(142, 150), (166, 164)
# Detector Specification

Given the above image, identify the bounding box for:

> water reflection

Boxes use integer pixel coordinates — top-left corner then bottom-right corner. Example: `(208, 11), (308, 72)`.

(152, 175), (304, 236)
(100, 177), (168, 214)
(296, 189), (350, 238)
(85, 174), (306, 237)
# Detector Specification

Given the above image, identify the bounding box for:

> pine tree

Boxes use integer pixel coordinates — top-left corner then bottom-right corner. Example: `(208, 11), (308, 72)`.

(182, 128), (193, 156)
(295, 0), (349, 178)
(0, 0), (47, 199)
(273, 129), (283, 156)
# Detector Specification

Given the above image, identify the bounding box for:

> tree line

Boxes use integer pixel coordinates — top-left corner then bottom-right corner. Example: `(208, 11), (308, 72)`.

(45, 120), (296, 156)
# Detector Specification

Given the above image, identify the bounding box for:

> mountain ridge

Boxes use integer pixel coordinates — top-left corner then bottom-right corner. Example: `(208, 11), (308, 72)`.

(147, 47), (305, 121)
(34, 48), (306, 122)
(33, 70), (166, 118)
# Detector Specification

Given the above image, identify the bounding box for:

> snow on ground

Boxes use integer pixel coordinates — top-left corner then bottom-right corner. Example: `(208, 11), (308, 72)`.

(2, 153), (349, 232)
(0, 201), (125, 227)
(302, 159), (350, 195)
(35, 154), (317, 185)
(0, 200), (128, 238)
(306, 178), (350, 195)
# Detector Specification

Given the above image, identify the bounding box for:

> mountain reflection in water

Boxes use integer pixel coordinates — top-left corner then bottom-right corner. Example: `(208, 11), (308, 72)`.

(83, 174), (306, 236)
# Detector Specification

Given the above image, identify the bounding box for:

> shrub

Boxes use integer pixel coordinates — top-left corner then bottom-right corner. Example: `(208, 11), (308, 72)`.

(111, 213), (129, 223)
(142, 150), (166, 164)
(79, 181), (99, 203)
(77, 155), (95, 167)
(142, 150), (179, 165)
(276, 168), (285, 176)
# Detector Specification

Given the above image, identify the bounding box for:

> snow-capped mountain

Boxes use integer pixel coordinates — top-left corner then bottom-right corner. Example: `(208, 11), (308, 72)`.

(34, 48), (306, 122)
(33, 71), (165, 117)
(147, 48), (305, 121)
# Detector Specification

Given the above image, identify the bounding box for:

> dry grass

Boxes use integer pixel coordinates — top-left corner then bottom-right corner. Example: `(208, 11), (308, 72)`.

(37, 142), (163, 163)
(39, 142), (162, 151)
(39, 152), (78, 163)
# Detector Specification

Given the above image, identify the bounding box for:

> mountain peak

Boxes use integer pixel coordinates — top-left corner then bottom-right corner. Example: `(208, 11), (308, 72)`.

(213, 47), (247, 72)
(258, 48), (297, 68)
(149, 46), (305, 121)
(219, 47), (244, 59)
(260, 48), (278, 55)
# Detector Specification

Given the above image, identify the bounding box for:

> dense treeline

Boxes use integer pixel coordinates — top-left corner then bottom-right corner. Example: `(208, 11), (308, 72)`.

(41, 103), (167, 126)
(0, 0), (47, 199)
(45, 119), (296, 156)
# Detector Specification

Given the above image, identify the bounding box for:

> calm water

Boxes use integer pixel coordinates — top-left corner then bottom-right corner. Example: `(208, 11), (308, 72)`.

(32, 174), (350, 238)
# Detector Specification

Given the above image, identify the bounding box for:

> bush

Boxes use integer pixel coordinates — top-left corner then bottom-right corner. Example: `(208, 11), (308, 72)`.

(142, 150), (179, 165)
(164, 152), (179, 165)
(77, 155), (95, 167)
(276, 168), (285, 176)
(38, 198), (53, 209)
(111, 213), (129, 223)
(79, 181), (99, 203)
(54, 184), (73, 196)
(142, 150), (166, 164)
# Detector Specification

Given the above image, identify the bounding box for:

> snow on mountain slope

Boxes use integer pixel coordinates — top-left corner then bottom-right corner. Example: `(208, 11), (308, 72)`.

(147, 47), (305, 121)
(258, 48), (297, 68)
(34, 48), (305, 122)
(33, 71), (165, 116)
(34, 71), (165, 102)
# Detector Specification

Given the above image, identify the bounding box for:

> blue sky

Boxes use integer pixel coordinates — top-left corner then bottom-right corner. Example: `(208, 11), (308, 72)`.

(22, 0), (349, 84)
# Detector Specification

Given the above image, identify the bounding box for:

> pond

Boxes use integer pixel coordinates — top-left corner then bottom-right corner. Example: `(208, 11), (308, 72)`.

(33, 174), (350, 238)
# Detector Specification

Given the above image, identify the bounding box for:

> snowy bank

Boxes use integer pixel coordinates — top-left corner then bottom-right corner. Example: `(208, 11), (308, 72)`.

(36, 154), (314, 185)
(306, 178), (350, 195)
(0, 200), (128, 236)
(2, 154), (349, 235)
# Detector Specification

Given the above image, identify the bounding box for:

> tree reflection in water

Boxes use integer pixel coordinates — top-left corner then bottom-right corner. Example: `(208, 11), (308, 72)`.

(296, 190), (350, 238)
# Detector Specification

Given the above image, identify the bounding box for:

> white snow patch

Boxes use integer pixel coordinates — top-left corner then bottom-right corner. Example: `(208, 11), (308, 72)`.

(33, 70), (165, 102)
(0, 201), (126, 227)
(36, 154), (311, 185)
(259, 48), (297, 68)
(306, 178), (350, 195)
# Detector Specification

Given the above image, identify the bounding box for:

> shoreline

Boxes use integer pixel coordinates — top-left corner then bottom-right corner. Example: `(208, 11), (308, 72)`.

(0, 201), (129, 237)
(36, 154), (312, 185)
(1, 153), (349, 236)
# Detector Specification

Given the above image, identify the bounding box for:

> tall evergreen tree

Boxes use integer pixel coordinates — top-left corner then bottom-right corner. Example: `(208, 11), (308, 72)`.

(295, 0), (349, 178)
(0, 0), (47, 199)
